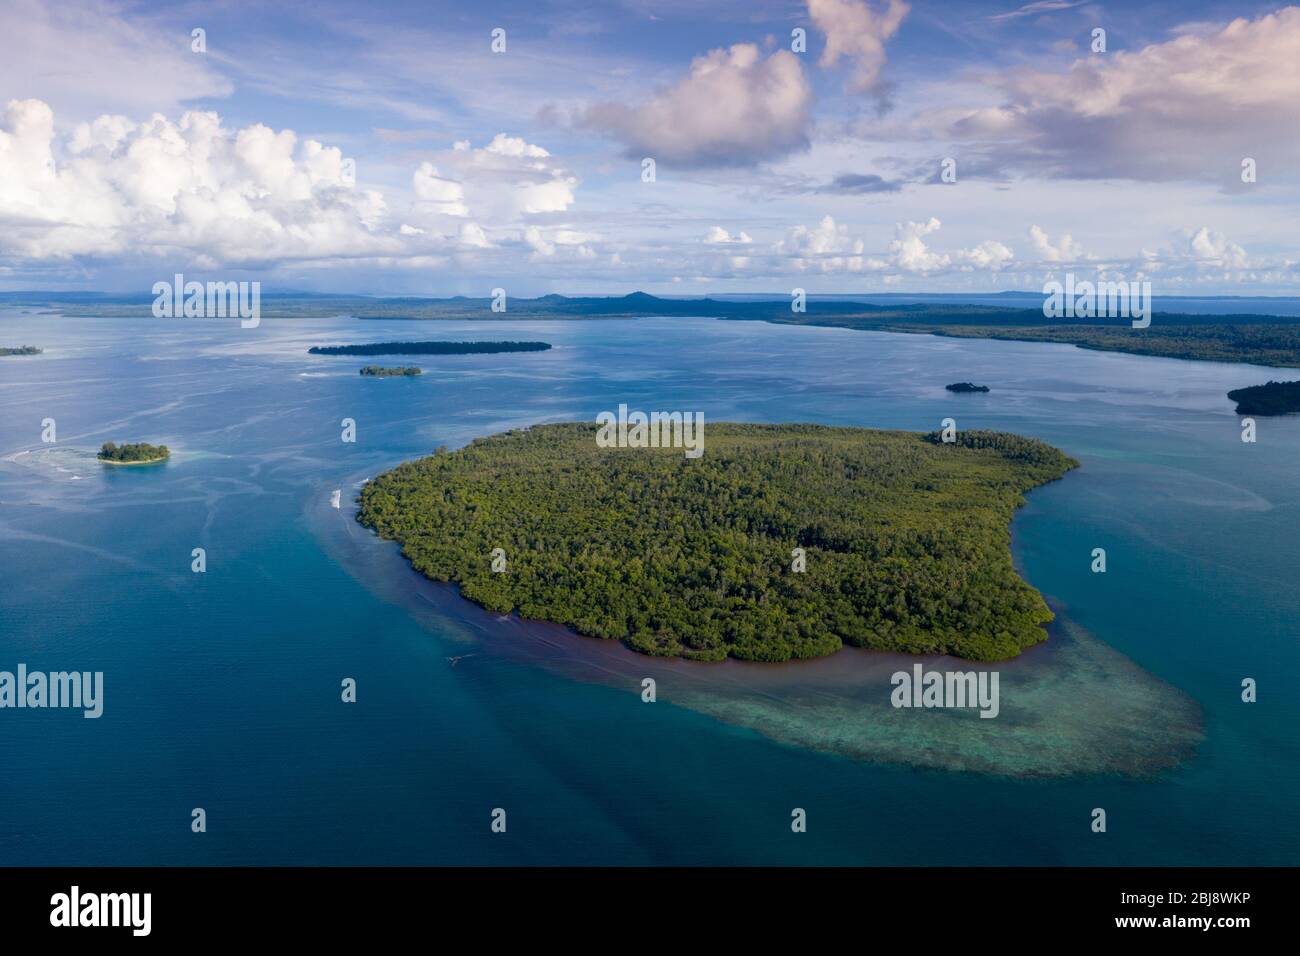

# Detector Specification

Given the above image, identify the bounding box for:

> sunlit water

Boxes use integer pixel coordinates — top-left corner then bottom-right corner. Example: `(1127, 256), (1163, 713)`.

(1, 310), (1296, 865)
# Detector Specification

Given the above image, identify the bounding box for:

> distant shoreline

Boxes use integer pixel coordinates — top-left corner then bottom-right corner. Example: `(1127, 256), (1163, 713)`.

(14, 291), (1300, 367)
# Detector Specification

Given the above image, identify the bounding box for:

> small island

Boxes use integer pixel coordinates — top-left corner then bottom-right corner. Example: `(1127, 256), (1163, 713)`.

(98, 441), (170, 465)
(310, 340), (551, 356)
(1226, 380), (1300, 415)
(0, 345), (42, 356)
(946, 382), (990, 393)
(360, 365), (422, 377)
(358, 423), (1077, 662)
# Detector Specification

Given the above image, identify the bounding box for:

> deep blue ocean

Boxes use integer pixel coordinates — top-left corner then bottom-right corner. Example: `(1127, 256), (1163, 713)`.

(1, 311), (1297, 865)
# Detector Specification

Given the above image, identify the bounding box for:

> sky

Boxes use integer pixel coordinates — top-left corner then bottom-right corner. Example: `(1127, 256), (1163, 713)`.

(1, 0), (1298, 296)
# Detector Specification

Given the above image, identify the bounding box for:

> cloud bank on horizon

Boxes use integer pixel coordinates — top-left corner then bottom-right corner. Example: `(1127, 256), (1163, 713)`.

(0, 0), (1297, 296)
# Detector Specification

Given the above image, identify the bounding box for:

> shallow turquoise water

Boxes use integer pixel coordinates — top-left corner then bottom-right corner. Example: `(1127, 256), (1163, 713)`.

(0, 312), (1296, 864)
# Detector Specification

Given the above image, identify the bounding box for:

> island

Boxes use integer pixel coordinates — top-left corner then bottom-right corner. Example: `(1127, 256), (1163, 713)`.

(97, 441), (170, 464)
(360, 365), (422, 377)
(946, 382), (990, 393)
(309, 340), (551, 356)
(357, 422), (1078, 662)
(0, 345), (42, 356)
(1226, 380), (1300, 415)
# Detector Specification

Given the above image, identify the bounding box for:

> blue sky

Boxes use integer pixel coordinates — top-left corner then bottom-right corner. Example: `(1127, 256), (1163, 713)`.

(1, 0), (1297, 295)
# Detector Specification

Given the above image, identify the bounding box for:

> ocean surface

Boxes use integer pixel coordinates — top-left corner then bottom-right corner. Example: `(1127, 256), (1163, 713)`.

(1, 310), (1297, 865)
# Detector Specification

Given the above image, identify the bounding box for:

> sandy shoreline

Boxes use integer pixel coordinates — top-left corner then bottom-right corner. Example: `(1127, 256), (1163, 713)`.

(98, 456), (168, 466)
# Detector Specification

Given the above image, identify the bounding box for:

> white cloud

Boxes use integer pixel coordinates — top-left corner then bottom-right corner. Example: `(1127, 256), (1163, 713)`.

(430, 134), (578, 218)
(775, 216), (1015, 275)
(484, 134), (550, 159)
(914, 7), (1300, 185)
(412, 163), (468, 217)
(782, 216), (864, 257)
(582, 43), (812, 166)
(958, 239), (1015, 271)
(458, 222), (491, 248)
(0, 99), (394, 264)
(1188, 227), (1248, 268)
(1028, 225), (1086, 263)
(523, 225), (600, 260)
(888, 217), (948, 272)
(0, 102), (587, 274)
(705, 226), (753, 244)
(807, 0), (910, 93)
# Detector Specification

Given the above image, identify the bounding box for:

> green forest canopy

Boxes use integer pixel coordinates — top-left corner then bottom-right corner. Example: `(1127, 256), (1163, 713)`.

(357, 423), (1077, 662)
(1226, 380), (1300, 415)
(98, 441), (169, 462)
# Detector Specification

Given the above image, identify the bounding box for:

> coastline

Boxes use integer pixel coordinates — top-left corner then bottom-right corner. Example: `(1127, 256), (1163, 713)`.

(98, 456), (168, 466)
(311, 466), (1203, 780)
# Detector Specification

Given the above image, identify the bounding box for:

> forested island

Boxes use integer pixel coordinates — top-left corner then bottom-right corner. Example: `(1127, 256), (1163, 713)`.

(97, 441), (170, 464)
(1226, 380), (1300, 415)
(357, 422), (1077, 662)
(946, 382), (989, 393)
(0, 345), (41, 356)
(360, 365), (422, 377)
(310, 340), (551, 356)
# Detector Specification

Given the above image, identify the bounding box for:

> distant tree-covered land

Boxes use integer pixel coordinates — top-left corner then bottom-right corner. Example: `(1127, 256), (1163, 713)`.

(1226, 380), (1300, 415)
(946, 382), (989, 392)
(20, 289), (1300, 366)
(98, 441), (169, 463)
(357, 422), (1077, 662)
(0, 345), (41, 355)
(914, 323), (1300, 368)
(310, 341), (551, 356)
(360, 365), (422, 376)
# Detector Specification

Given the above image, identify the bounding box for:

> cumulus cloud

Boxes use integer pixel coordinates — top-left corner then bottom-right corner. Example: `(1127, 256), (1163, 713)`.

(887, 217), (949, 272)
(430, 134), (578, 218)
(1187, 227), (1248, 268)
(412, 163), (468, 216)
(807, 0), (910, 93)
(581, 43), (812, 167)
(523, 225), (599, 260)
(776, 215), (866, 271)
(776, 215), (1014, 275)
(913, 7), (1300, 185)
(705, 226), (753, 244)
(1028, 225), (1087, 262)
(0, 101), (587, 275)
(957, 239), (1015, 271)
(0, 99), (395, 264)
